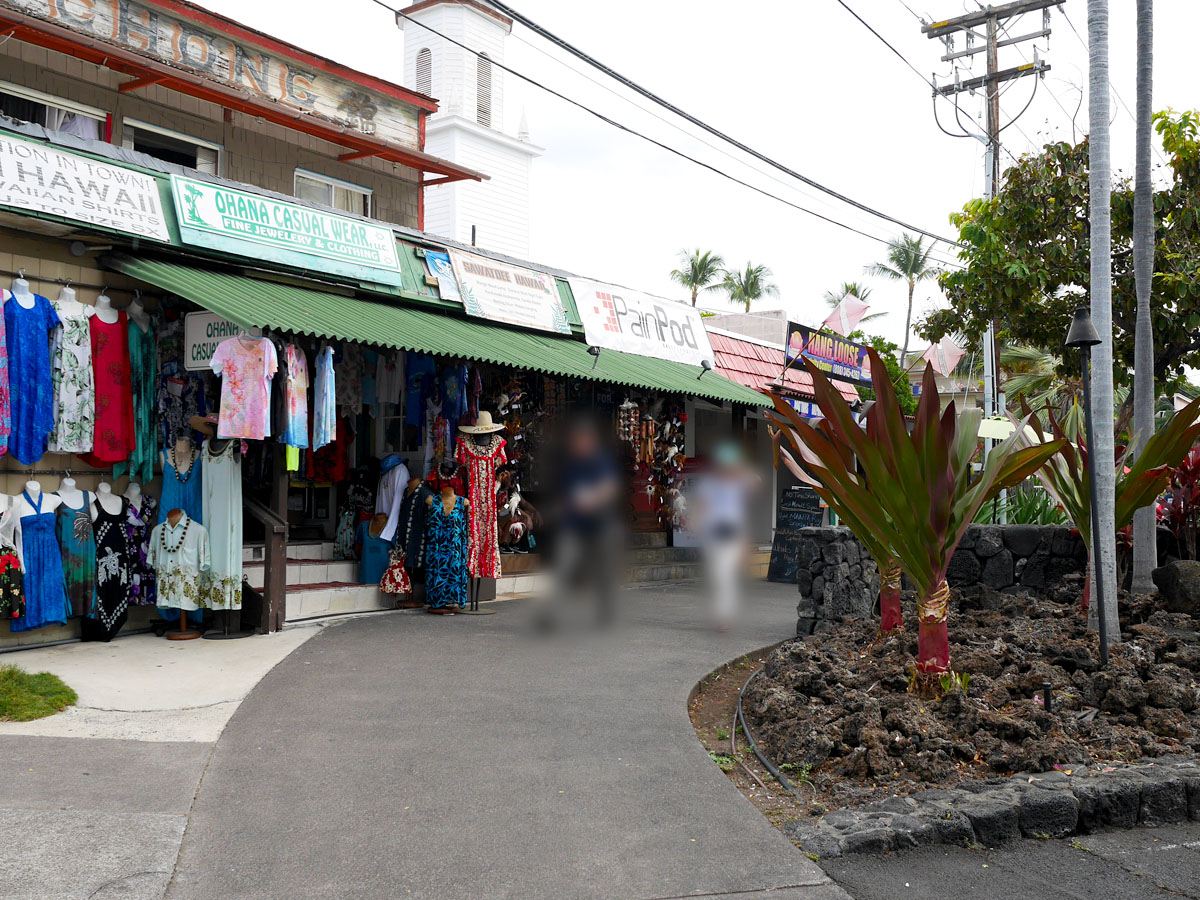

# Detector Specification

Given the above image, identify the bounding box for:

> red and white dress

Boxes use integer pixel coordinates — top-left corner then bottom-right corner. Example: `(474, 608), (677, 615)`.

(455, 435), (506, 579)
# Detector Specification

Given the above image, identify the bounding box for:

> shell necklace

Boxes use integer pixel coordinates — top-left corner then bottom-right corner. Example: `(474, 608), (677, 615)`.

(170, 446), (197, 483)
(160, 514), (191, 553)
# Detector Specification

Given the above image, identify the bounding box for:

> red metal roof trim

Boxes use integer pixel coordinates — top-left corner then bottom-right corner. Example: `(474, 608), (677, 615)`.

(709, 331), (859, 403)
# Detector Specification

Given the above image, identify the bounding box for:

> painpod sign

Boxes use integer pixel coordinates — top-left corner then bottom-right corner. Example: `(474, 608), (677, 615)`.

(570, 278), (714, 368)
(785, 321), (872, 386)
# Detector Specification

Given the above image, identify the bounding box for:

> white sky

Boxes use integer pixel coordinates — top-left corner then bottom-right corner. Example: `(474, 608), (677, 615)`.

(193, 0), (1199, 351)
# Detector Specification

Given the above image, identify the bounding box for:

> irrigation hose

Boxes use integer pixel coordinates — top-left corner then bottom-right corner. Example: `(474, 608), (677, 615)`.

(737, 667), (803, 799)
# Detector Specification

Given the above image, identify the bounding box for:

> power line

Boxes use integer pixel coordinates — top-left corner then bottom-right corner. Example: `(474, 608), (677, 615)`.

(380, 1), (968, 264)
(480, 0), (960, 247)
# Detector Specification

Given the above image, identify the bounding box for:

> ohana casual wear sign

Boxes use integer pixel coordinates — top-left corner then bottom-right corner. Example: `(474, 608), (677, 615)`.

(0, 133), (170, 240)
(450, 250), (570, 335)
(171, 175), (402, 277)
(570, 278), (713, 368)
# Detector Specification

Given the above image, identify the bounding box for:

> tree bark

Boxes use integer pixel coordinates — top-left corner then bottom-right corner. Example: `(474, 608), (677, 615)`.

(900, 280), (914, 368)
(1131, 0), (1156, 595)
(1088, 0), (1122, 641)
(879, 559), (903, 632)
(915, 578), (950, 673)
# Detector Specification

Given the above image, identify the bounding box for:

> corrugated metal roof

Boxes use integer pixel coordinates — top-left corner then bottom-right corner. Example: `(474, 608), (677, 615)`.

(708, 331), (859, 403)
(108, 255), (766, 407)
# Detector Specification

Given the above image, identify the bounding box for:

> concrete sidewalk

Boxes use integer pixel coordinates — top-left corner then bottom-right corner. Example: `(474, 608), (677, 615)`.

(166, 583), (845, 900)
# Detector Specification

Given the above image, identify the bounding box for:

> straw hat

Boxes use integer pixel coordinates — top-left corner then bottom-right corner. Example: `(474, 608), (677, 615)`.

(458, 410), (505, 434)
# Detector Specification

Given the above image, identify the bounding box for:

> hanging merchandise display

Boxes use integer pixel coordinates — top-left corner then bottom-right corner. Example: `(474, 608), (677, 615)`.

(148, 512), (211, 613)
(158, 360), (207, 447)
(201, 437), (242, 610)
(124, 483), (157, 606)
(0, 289), (10, 459)
(355, 514), (391, 585)
(159, 437), (203, 525)
(455, 412), (507, 581)
(376, 453), (410, 542)
(424, 487), (468, 611)
(396, 477), (433, 572)
(211, 334), (278, 440)
(5, 286), (60, 465)
(48, 286), (94, 454)
(0, 498), (24, 620)
(379, 547), (412, 596)
(376, 350), (404, 411)
(335, 342), (365, 415)
(312, 345), (337, 451)
(11, 487), (70, 632)
(80, 301), (136, 468)
(83, 489), (131, 643)
(282, 343), (310, 450)
(54, 482), (95, 619)
(122, 305), (158, 484)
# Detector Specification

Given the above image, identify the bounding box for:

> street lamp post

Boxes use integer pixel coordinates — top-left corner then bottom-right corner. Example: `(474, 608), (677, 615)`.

(1065, 306), (1109, 668)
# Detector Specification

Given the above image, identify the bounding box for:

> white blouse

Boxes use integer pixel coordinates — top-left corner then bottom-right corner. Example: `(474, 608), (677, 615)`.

(148, 513), (211, 611)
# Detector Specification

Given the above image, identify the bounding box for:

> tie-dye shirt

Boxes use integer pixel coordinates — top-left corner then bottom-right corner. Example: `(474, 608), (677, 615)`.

(210, 336), (278, 440)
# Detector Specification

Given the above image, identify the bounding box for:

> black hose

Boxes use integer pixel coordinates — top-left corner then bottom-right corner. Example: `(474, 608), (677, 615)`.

(737, 667), (802, 799)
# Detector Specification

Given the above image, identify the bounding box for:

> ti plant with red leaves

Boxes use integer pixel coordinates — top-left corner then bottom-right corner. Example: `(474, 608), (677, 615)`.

(1167, 446), (1200, 561)
(768, 350), (1063, 681)
(1015, 397), (1200, 608)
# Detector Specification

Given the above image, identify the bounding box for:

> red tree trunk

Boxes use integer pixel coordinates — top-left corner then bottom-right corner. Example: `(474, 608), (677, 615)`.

(879, 559), (903, 632)
(1081, 569), (1091, 612)
(916, 579), (951, 674)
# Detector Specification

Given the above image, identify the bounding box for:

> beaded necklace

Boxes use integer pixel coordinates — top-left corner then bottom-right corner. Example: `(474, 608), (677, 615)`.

(160, 514), (191, 553)
(169, 446), (197, 483)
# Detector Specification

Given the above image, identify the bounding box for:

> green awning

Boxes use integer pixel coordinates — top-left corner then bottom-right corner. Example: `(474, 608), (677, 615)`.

(107, 256), (765, 406)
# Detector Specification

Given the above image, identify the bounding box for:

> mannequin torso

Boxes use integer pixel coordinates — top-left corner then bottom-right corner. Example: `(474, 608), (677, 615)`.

(95, 483), (123, 516)
(124, 482), (142, 508)
(11, 278), (34, 310)
(93, 293), (119, 324)
(127, 299), (150, 333)
(162, 437), (197, 478)
(17, 481), (62, 517)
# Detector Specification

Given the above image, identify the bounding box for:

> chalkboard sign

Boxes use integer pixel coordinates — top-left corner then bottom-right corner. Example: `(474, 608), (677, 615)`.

(768, 486), (823, 583)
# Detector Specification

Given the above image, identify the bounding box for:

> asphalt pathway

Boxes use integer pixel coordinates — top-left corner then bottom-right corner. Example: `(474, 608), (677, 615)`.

(165, 582), (846, 900)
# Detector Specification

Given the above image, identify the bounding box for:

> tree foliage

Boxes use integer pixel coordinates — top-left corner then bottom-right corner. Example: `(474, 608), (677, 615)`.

(923, 111), (1200, 392)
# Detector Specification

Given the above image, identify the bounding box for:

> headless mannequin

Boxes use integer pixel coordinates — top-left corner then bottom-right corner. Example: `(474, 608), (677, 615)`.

(93, 292), (119, 324)
(56, 476), (96, 521)
(427, 486), (466, 615)
(127, 297), (150, 333)
(464, 432), (501, 612)
(56, 283), (83, 309)
(124, 482), (142, 509)
(161, 436), (197, 478)
(17, 480), (62, 517)
(95, 482), (122, 516)
(10, 273), (34, 310)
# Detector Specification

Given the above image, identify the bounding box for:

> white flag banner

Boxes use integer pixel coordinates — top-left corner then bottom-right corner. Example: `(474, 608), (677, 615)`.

(921, 338), (966, 377)
(570, 278), (714, 367)
(822, 293), (872, 336)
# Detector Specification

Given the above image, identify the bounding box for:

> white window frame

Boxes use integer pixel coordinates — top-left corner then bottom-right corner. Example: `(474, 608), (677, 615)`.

(294, 168), (373, 217)
(121, 117), (222, 173)
(0, 80), (106, 122)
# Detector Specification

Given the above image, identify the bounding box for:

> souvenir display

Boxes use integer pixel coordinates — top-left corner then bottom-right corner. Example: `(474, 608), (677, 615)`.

(455, 412), (507, 581)
(82, 489), (131, 642)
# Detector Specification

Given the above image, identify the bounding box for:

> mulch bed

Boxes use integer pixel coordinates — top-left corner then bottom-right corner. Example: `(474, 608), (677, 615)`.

(742, 578), (1200, 815)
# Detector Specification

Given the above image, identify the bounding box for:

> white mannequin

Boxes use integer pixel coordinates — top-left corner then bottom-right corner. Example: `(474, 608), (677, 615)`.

(95, 482), (122, 515)
(16, 480), (62, 516)
(124, 481), (142, 508)
(55, 476), (96, 520)
(57, 283), (77, 305)
(161, 436), (197, 477)
(11, 272), (34, 310)
(93, 291), (119, 324)
(128, 297), (151, 333)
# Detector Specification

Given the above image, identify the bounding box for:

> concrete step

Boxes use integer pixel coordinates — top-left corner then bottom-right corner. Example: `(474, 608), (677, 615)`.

(625, 562), (704, 583)
(244, 559), (357, 591)
(627, 547), (700, 565)
(627, 531), (668, 549)
(285, 582), (393, 621)
(243, 541), (336, 564)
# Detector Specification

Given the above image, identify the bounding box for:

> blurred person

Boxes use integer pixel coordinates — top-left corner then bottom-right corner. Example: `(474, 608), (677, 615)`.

(546, 413), (625, 628)
(692, 442), (761, 631)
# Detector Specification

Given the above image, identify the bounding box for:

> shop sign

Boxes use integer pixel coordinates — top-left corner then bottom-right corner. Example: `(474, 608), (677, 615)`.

(449, 249), (570, 334)
(0, 132), (169, 240)
(171, 175), (402, 279)
(4, 0), (420, 148)
(183, 310), (241, 371)
(570, 277), (713, 368)
(785, 322), (872, 386)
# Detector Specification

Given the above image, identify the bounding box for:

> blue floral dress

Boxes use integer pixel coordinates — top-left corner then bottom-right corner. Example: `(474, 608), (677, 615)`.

(425, 495), (468, 609)
(12, 491), (70, 632)
(4, 293), (60, 464)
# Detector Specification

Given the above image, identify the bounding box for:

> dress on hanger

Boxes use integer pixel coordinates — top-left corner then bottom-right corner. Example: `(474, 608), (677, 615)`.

(0, 501), (24, 620)
(379, 548), (412, 595)
(201, 438), (242, 610)
(80, 312), (135, 467)
(48, 298), (94, 453)
(210, 335), (278, 440)
(312, 346), (336, 451)
(157, 361), (206, 447)
(11, 491), (70, 632)
(397, 481), (434, 571)
(83, 498), (131, 642)
(5, 293), (60, 464)
(424, 495), (468, 610)
(0, 289), (11, 458)
(122, 317), (158, 484)
(55, 491), (95, 618)
(282, 344), (310, 449)
(376, 458), (411, 543)
(148, 513), (211, 612)
(158, 445), (203, 526)
(125, 494), (157, 605)
(456, 435), (507, 580)
(335, 343), (365, 415)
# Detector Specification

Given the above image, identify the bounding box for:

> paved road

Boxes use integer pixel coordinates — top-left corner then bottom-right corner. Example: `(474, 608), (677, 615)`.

(824, 825), (1200, 900)
(166, 582), (846, 900)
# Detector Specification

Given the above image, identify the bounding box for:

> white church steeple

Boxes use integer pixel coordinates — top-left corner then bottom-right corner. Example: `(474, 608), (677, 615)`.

(403, 0), (543, 258)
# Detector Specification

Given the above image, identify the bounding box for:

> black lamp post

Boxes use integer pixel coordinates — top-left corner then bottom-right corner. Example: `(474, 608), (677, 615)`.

(1064, 306), (1109, 668)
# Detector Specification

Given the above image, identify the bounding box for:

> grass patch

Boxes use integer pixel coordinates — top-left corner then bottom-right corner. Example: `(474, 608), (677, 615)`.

(0, 665), (78, 721)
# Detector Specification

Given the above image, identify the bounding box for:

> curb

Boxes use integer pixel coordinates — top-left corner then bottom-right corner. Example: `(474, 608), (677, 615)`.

(783, 755), (1200, 857)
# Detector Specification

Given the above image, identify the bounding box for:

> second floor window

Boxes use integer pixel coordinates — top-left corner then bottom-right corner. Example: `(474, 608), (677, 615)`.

(122, 120), (219, 174)
(0, 81), (104, 141)
(295, 170), (372, 217)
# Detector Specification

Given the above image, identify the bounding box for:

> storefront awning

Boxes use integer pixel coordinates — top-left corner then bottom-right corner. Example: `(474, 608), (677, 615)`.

(106, 256), (766, 407)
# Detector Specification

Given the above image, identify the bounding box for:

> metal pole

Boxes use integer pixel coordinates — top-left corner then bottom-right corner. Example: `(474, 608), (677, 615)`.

(1080, 344), (1110, 667)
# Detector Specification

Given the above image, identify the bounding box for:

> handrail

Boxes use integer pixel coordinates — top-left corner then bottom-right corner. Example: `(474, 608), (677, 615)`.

(245, 496), (288, 533)
(244, 496), (288, 634)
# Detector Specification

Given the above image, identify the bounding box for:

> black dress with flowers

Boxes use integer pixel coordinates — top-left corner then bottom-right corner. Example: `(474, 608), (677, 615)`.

(0, 506), (23, 620)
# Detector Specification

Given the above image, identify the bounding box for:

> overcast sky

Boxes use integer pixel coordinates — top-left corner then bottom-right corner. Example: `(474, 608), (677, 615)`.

(194, 0), (1199, 352)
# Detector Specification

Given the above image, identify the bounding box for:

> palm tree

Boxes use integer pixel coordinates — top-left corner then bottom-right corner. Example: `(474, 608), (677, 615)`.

(721, 262), (779, 313)
(669, 249), (725, 306)
(1131, 0), (1156, 594)
(1088, 0), (1120, 640)
(866, 233), (937, 367)
(823, 282), (887, 325)
(1000, 344), (1129, 436)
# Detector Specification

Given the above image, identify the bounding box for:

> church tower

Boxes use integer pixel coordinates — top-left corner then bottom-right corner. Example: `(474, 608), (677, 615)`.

(403, 0), (543, 259)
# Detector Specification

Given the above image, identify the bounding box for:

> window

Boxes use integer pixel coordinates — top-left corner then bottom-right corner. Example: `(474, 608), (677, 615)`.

(294, 170), (372, 217)
(122, 119), (220, 173)
(476, 53), (492, 127)
(0, 81), (104, 140)
(415, 47), (432, 96)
